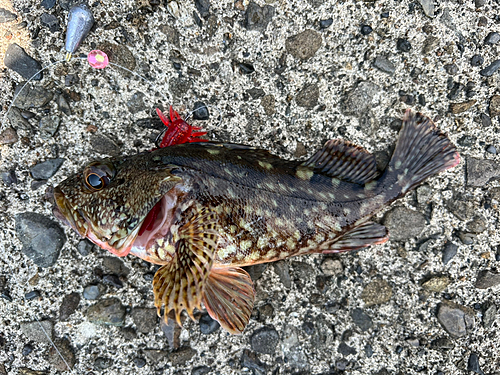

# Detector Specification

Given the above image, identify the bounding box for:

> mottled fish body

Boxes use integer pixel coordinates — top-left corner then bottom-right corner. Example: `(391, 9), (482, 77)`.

(53, 111), (459, 333)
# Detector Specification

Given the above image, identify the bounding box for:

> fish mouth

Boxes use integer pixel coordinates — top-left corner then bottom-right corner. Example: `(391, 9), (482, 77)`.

(52, 186), (137, 257)
(53, 186), (177, 258)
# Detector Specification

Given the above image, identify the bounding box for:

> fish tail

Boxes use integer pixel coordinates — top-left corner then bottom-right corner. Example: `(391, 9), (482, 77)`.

(383, 110), (460, 195)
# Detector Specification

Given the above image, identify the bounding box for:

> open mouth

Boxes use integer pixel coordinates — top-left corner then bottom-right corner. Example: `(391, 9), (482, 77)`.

(53, 187), (178, 257)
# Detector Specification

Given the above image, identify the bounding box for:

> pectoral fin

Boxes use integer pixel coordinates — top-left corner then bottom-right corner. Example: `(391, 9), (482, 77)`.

(202, 267), (255, 334)
(322, 221), (388, 253)
(153, 209), (219, 326)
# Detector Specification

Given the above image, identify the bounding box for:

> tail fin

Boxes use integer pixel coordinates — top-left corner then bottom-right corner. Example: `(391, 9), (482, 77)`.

(386, 110), (460, 194)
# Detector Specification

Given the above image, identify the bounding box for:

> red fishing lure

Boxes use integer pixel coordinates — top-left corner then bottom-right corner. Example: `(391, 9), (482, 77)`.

(139, 106), (208, 236)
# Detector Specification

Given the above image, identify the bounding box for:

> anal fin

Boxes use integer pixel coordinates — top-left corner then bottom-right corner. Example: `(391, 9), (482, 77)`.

(202, 267), (255, 335)
(322, 221), (388, 253)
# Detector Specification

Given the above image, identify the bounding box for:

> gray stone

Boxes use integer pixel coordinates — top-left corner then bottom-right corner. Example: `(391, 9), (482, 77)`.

(0, 8), (16, 23)
(351, 308), (373, 331)
(475, 270), (500, 289)
(422, 276), (451, 292)
(244, 1), (275, 32)
(0, 127), (18, 145)
(191, 366), (212, 375)
(6, 107), (31, 130)
(30, 158), (64, 180)
(485, 31), (500, 45)
(83, 285), (100, 300)
(90, 134), (121, 156)
(422, 36), (439, 54)
(341, 81), (380, 117)
(250, 326), (279, 354)
(338, 342), (357, 356)
(169, 347), (196, 366)
(467, 216), (487, 234)
(56, 95), (71, 115)
(161, 317), (181, 349)
(245, 263), (267, 281)
(466, 157), (500, 187)
(48, 338), (76, 371)
(361, 279), (392, 306)
(13, 83), (53, 109)
(272, 261), (291, 288)
(40, 13), (60, 32)
(20, 320), (53, 344)
(77, 239), (94, 256)
(442, 242), (458, 265)
(483, 304), (496, 328)
(86, 298), (126, 326)
(479, 60), (500, 77)
(4, 43), (43, 80)
(39, 115), (61, 139)
(286, 30), (322, 60)
(373, 56), (396, 75)
(436, 301), (474, 338)
(449, 100), (476, 114)
(195, 0), (210, 18)
(98, 42), (136, 72)
(59, 292), (80, 321)
(383, 206), (426, 241)
(15, 213), (66, 268)
(260, 94), (275, 116)
(102, 257), (130, 276)
(295, 83), (319, 108)
(467, 353), (485, 375)
(418, 0), (434, 17)
(416, 184), (433, 205)
(489, 95), (500, 117)
(458, 231), (475, 245)
(321, 258), (343, 276)
(199, 312), (220, 334)
(143, 349), (168, 363)
(241, 349), (266, 375)
(131, 307), (157, 334)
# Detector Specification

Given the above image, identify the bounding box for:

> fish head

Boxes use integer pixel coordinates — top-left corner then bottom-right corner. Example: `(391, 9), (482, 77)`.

(53, 154), (181, 257)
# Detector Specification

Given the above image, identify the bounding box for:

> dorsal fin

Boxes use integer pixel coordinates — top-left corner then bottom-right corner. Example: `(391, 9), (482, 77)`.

(301, 139), (378, 184)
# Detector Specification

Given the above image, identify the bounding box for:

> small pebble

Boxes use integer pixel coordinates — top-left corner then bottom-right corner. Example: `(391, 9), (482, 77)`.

(86, 298), (126, 326)
(442, 242), (458, 265)
(250, 326), (279, 355)
(436, 301), (474, 338)
(40, 0), (56, 9)
(59, 292), (80, 321)
(444, 63), (458, 75)
(77, 239), (94, 256)
(484, 31), (500, 45)
(30, 159), (64, 180)
(467, 353), (485, 375)
(286, 29), (322, 61)
(22, 343), (33, 356)
(192, 101), (209, 120)
(83, 285), (100, 300)
(40, 13), (60, 32)
(25, 290), (40, 300)
(238, 62), (255, 74)
(4, 43), (43, 80)
(319, 18), (333, 29)
(479, 60), (500, 77)
(0, 7), (17, 22)
(0, 127), (18, 145)
(486, 145), (497, 154)
(199, 312), (220, 334)
(102, 274), (123, 288)
(133, 357), (146, 368)
(1, 170), (18, 185)
(244, 1), (275, 32)
(360, 25), (372, 35)
(373, 56), (395, 75)
(471, 54), (484, 67)
(396, 38), (412, 52)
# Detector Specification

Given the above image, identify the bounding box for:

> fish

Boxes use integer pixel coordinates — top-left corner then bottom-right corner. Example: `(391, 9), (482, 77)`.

(52, 110), (460, 334)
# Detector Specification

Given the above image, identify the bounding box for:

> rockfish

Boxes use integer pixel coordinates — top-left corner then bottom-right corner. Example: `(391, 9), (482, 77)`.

(53, 110), (459, 334)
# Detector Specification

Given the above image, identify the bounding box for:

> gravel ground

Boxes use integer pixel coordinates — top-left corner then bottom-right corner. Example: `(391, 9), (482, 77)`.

(1, 0), (500, 374)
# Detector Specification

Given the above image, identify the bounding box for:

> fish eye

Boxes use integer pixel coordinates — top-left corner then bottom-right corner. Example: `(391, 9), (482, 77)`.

(83, 161), (115, 192)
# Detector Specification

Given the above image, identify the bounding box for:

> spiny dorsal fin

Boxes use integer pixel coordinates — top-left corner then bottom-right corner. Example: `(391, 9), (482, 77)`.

(322, 221), (388, 253)
(153, 208), (219, 326)
(301, 139), (378, 184)
(202, 267), (255, 334)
